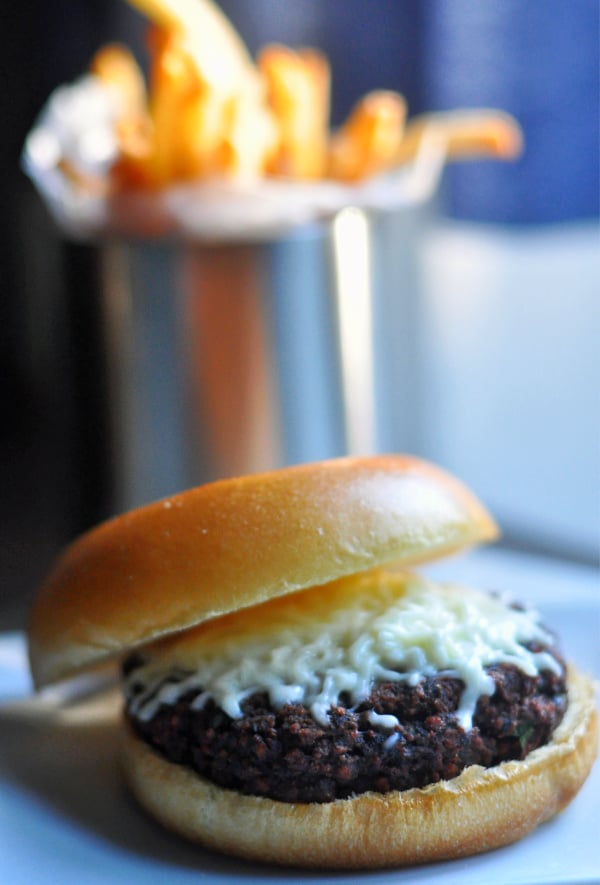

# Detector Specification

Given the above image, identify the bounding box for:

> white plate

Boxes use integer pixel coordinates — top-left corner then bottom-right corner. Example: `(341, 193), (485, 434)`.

(1, 549), (598, 884)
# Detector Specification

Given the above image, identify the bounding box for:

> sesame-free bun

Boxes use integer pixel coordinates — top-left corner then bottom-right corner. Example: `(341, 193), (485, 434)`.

(28, 455), (497, 689)
(120, 665), (598, 869)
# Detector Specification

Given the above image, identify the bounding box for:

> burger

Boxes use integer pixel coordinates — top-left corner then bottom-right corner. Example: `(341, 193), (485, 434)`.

(27, 455), (598, 869)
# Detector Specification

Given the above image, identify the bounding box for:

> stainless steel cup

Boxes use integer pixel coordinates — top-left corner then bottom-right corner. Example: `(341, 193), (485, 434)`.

(96, 202), (428, 513)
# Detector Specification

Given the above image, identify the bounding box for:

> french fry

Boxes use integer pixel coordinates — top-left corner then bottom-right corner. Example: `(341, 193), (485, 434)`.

(395, 109), (524, 166)
(90, 43), (148, 117)
(328, 90), (407, 182)
(212, 93), (278, 180)
(110, 118), (156, 189)
(149, 26), (238, 182)
(126, 0), (260, 96)
(90, 43), (155, 188)
(258, 44), (331, 179)
(173, 87), (229, 179)
(131, 26), (238, 185)
(140, 28), (192, 184)
(299, 47), (331, 174)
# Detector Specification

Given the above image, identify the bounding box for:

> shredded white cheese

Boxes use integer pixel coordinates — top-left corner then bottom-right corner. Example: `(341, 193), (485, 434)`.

(125, 572), (560, 731)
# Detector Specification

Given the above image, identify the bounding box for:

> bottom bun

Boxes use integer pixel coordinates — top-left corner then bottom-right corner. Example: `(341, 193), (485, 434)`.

(120, 666), (598, 870)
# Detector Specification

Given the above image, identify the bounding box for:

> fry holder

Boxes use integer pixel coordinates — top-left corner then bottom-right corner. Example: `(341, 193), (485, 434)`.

(23, 88), (446, 512)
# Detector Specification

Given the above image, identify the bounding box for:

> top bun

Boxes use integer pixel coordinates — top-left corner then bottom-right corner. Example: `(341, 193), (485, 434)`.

(27, 455), (498, 688)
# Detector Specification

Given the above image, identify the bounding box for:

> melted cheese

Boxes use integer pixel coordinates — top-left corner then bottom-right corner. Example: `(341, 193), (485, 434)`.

(124, 571), (560, 730)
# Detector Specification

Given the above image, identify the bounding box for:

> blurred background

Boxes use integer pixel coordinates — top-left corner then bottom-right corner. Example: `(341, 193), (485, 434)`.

(1, 0), (598, 630)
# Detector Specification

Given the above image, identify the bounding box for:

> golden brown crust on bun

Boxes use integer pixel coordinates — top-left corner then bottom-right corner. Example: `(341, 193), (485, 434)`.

(28, 455), (497, 688)
(120, 666), (598, 869)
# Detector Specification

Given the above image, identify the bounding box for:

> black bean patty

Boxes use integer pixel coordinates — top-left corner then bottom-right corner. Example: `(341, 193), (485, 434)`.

(124, 643), (567, 803)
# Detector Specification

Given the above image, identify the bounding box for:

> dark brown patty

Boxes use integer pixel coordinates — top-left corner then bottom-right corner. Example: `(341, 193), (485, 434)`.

(125, 646), (567, 803)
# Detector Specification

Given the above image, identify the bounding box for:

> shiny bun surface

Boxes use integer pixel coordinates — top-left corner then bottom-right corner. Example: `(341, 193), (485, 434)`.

(28, 455), (498, 688)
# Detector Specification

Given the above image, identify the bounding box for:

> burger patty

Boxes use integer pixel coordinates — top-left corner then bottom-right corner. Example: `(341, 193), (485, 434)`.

(124, 643), (567, 804)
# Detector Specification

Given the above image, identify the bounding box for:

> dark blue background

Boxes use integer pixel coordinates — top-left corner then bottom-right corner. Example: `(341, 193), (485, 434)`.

(218, 0), (599, 224)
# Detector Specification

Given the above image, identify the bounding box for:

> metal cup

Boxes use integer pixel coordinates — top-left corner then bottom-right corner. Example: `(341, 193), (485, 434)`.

(96, 201), (428, 513)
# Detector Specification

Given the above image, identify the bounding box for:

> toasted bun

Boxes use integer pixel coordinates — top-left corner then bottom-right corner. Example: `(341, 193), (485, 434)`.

(28, 455), (498, 689)
(120, 665), (598, 869)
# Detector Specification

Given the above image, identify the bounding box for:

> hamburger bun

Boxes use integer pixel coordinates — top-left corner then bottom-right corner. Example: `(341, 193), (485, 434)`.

(26, 454), (598, 869)
(28, 454), (497, 688)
